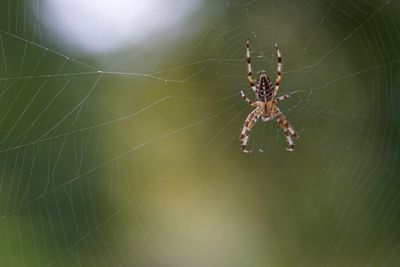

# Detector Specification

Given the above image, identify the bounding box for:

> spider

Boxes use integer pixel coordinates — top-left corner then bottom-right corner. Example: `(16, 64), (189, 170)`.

(240, 39), (299, 153)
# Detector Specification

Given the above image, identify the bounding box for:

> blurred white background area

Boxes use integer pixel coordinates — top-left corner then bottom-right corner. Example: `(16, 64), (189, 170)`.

(35, 0), (204, 54)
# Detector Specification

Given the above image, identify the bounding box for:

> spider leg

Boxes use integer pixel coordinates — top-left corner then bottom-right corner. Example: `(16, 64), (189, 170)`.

(240, 90), (257, 106)
(246, 39), (257, 93)
(275, 108), (298, 151)
(274, 43), (282, 96)
(240, 109), (260, 153)
(272, 94), (289, 104)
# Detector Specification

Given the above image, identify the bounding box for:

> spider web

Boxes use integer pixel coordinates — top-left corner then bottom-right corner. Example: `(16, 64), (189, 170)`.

(1, 0), (400, 266)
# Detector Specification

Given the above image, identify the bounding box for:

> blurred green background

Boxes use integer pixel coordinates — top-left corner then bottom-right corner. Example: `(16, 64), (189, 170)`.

(1, 0), (400, 266)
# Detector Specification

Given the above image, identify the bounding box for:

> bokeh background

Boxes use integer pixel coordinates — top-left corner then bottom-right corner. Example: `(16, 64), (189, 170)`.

(1, 0), (400, 266)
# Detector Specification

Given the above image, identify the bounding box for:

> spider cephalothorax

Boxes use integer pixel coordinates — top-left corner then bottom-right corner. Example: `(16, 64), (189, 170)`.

(240, 39), (299, 153)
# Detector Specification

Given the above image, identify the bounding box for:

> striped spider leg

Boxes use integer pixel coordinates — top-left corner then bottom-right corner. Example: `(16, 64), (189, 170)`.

(275, 107), (299, 151)
(240, 107), (261, 153)
(239, 39), (299, 153)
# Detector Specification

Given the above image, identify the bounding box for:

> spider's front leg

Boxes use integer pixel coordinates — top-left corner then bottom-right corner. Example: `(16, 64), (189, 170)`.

(275, 108), (299, 151)
(240, 109), (260, 153)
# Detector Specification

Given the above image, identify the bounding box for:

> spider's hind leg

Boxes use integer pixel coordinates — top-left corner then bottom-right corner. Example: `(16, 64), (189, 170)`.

(246, 39), (257, 93)
(274, 43), (283, 95)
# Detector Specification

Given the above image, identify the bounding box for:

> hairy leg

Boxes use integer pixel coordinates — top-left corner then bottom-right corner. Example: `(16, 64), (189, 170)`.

(275, 108), (298, 151)
(240, 90), (257, 106)
(273, 94), (289, 104)
(240, 109), (260, 153)
(274, 43), (282, 95)
(246, 39), (257, 93)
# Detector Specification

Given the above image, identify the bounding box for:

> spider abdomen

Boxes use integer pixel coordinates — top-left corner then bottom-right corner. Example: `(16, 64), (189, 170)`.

(256, 74), (274, 102)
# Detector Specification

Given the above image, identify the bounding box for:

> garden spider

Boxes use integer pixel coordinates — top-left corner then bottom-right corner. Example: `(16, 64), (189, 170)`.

(240, 39), (299, 153)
